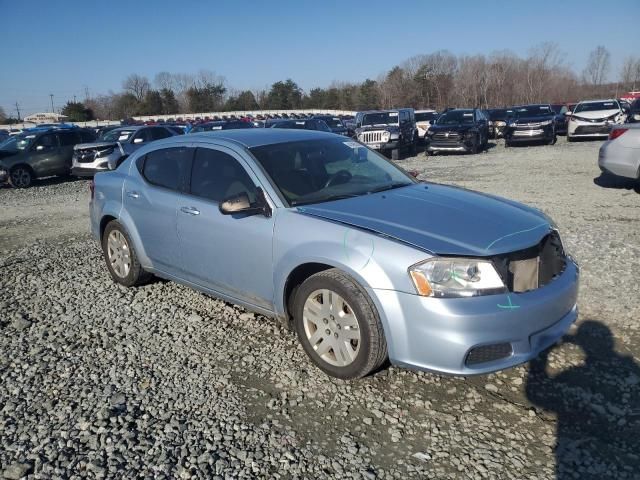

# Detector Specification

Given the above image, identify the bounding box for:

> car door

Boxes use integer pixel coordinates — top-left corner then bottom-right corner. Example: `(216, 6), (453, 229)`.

(123, 146), (192, 274)
(28, 133), (61, 176)
(177, 145), (275, 311)
(55, 131), (81, 174)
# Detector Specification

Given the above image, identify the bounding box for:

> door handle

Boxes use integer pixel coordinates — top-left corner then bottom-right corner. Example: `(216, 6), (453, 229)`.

(180, 206), (200, 216)
(126, 191), (140, 199)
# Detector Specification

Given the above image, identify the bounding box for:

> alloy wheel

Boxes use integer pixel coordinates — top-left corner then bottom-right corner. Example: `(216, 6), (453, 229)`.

(107, 230), (131, 278)
(302, 289), (361, 367)
(10, 167), (32, 188)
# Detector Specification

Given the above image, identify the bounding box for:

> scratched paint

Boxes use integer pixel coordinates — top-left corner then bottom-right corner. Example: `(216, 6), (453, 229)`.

(485, 223), (549, 251)
(497, 295), (520, 309)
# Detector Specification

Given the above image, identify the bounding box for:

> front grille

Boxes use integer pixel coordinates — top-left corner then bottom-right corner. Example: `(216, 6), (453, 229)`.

(74, 150), (97, 163)
(575, 125), (610, 135)
(431, 131), (463, 146)
(75, 146), (114, 163)
(466, 343), (512, 366)
(491, 231), (566, 293)
(360, 131), (387, 143)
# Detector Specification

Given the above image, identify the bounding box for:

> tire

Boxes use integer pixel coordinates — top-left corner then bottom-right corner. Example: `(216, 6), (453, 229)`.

(471, 135), (479, 154)
(548, 134), (557, 145)
(409, 142), (417, 156)
(567, 135), (574, 143)
(9, 165), (33, 189)
(391, 148), (400, 160)
(504, 140), (511, 148)
(293, 269), (388, 379)
(102, 220), (152, 287)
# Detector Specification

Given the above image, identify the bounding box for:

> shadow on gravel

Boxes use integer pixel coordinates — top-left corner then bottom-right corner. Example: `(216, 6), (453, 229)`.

(526, 321), (640, 479)
(593, 173), (640, 193)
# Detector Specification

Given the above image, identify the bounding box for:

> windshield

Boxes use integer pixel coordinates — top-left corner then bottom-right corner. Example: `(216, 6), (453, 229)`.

(436, 111), (474, 125)
(488, 110), (507, 121)
(362, 112), (399, 126)
(15, 133), (38, 151)
(575, 101), (620, 113)
(102, 129), (135, 142)
(0, 136), (19, 152)
(514, 105), (553, 118)
(322, 118), (343, 128)
(415, 112), (438, 122)
(250, 138), (415, 206)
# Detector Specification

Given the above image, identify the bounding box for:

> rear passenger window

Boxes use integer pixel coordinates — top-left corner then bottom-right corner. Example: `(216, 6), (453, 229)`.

(80, 130), (97, 142)
(190, 148), (257, 203)
(142, 147), (192, 191)
(150, 127), (172, 140)
(58, 132), (79, 146)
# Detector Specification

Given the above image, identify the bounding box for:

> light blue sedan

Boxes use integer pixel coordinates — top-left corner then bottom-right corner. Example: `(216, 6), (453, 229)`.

(90, 129), (579, 379)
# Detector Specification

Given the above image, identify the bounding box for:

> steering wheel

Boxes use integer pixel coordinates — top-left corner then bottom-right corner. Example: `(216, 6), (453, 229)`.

(324, 169), (352, 188)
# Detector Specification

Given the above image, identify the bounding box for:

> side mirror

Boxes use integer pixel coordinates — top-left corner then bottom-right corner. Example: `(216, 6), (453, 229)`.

(133, 137), (144, 144)
(408, 169), (419, 178)
(219, 189), (271, 217)
(564, 111), (572, 116)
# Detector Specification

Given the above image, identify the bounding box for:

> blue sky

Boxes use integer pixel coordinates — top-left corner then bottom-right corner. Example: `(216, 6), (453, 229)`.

(2, 0), (638, 115)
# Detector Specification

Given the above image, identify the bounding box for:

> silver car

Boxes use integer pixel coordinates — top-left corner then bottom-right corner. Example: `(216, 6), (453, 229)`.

(90, 129), (579, 379)
(72, 125), (176, 177)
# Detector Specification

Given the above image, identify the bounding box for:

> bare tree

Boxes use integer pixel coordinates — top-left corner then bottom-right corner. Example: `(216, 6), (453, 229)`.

(154, 72), (175, 92)
(583, 46), (611, 86)
(122, 74), (151, 102)
(0, 105), (6, 122)
(620, 56), (640, 91)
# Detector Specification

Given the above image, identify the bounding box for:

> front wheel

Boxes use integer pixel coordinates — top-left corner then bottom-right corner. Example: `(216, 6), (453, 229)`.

(391, 148), (400, 160)
(548, 134), (557, 145)
(293, 269), (388, 379)
(9, 166), (33, 188)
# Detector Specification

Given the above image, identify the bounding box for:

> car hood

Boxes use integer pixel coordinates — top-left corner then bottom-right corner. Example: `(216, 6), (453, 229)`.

(74, 141), (118, 151)
(429, 124), (474, 133)
(357, 124), (399, 132)
(572, 109), (619, 120)
(512, 115), (554, 124)
(295, 183), (552, 256)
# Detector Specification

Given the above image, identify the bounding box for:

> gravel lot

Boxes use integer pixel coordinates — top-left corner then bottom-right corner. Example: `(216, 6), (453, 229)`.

(1, 137), (639, 479)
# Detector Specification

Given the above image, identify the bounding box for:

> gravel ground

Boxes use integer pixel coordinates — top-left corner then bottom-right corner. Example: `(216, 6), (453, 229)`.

(1, 137), (639, 479)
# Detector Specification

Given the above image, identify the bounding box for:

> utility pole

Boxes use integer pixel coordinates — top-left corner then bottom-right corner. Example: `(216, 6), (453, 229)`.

(73, 95), (77, 103)
(15, 102), (21, 121)
(49, 93), (54, 113)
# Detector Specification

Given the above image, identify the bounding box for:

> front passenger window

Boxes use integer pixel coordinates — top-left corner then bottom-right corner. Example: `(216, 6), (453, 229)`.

(142, 147), (192, 191)
(190, 148), (257, 203)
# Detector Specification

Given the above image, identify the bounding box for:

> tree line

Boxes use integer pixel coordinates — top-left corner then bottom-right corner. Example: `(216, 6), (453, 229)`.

(2, 43), (639, 124)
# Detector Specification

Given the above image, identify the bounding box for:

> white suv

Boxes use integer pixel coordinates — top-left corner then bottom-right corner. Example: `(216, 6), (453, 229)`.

(567, 99), (626, 141)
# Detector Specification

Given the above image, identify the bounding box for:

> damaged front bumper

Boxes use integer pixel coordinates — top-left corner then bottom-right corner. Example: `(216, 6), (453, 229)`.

(370, 257), (580, 376)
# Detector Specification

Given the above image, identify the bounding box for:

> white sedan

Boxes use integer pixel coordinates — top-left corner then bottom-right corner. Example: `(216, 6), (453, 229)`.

(567, 99), (626, 141)
(598, 124), (640, 183)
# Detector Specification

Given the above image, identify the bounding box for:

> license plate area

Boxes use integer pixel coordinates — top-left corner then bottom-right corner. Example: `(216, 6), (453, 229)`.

(510, 257), (539, 292)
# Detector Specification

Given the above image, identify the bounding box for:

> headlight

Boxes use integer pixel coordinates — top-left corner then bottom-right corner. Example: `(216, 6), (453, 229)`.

(409, 258), (506, 298)
(389, 133), (399, 140)
(540, 120), (552, 126)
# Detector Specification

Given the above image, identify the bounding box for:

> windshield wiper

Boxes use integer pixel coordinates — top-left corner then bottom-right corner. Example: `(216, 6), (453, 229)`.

(292, 193), (360, 207)
(366, 182), (411, 194)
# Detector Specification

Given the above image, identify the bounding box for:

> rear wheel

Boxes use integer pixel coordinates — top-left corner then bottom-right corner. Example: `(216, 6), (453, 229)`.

(102, 220), (152, 287)
(293, 269), (387, 379)
(9, 166), (33, 188)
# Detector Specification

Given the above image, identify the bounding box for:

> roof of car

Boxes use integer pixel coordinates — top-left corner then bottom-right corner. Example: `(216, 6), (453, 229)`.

(186, 128), (336, 148)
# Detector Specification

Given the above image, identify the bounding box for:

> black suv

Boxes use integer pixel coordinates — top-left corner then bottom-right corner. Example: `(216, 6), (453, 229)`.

(354, 109), (417, 160)
(504, 104), (556, 147)
(425, 109), (489, 155)
(0, 126), (96, 188)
